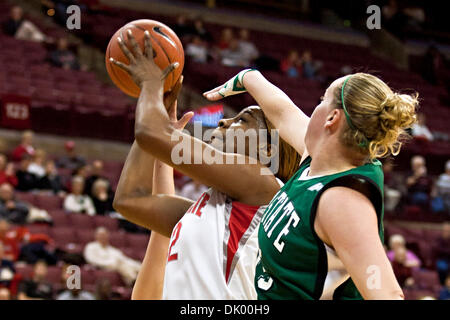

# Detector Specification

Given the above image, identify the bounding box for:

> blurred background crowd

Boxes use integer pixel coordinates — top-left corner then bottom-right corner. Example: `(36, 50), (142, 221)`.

(0, 0), (449, 300)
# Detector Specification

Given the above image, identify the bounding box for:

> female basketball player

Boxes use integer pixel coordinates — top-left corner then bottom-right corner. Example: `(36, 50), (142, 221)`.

(111, 30), (301, 299)
(204, 70), (418, 299)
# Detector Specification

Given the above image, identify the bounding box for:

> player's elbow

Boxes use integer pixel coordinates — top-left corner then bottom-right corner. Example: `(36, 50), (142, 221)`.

(112, 194), (131, 217)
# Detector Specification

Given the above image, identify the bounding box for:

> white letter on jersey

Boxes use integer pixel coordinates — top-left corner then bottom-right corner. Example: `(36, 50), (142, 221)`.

(273, 211), (300, 253)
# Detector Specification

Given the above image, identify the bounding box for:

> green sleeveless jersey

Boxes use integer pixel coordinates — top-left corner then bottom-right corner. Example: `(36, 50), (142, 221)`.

(255, 156), (384, 300)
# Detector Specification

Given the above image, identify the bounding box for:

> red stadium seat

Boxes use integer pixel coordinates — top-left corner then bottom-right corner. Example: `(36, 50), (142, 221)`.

(35, 194), (63, 211)
(93, 215), (119, 231)
(125, 233), (149, 249)
(75, 229), (96, 245)
(69, 214), (96, 230)
(49, 210), (71, 228)
(51, 227), (77, 247)
(108, 231), (127, 248)
(94, 270), (124, 287)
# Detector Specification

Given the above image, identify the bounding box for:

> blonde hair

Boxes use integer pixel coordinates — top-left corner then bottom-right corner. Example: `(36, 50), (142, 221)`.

(336, 73), (418, 160)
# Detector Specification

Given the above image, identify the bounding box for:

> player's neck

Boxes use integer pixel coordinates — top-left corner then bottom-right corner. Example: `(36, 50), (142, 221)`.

(308, 142), (360, 177)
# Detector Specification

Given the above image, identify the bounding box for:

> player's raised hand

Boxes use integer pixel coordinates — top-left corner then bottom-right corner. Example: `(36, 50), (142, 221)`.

(110, 30), (178, 89)
(164, 75), (194, 130)
(203, 68), (256, 101)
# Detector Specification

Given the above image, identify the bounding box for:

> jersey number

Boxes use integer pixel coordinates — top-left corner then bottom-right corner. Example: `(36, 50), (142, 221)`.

(167, 193), (210, 262)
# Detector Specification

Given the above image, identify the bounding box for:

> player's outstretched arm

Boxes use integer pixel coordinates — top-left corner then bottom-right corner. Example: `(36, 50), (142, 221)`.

(203, 70), (310, 158)
(315, 187), (404, 300)
(113, 74), (194, 237)
(110, 30), (280, 207)
(132, 99), (193, 300)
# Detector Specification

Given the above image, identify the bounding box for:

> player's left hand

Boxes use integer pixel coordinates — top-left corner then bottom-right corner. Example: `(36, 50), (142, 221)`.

(109, 29), (178, 89)
(164, 75), (194, 130)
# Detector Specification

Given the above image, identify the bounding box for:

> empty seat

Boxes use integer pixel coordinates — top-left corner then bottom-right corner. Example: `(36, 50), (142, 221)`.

(109, 231), (127, 248)
(76, 229), (96, 245)
(94, 270), (124, 287)
(35, 194), (63, 211)
(93, 215), (118, 231)
(49, 210), (71, 228)
(51, 227), (77, 247)
(69, 214), (96, 230)
(125, 233), (149, 249)
(412, 269), (441, 291)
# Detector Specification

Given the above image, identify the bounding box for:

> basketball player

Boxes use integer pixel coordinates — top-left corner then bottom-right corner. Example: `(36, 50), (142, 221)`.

(204, 70), (418, 299)
(111, 30), (301, 299)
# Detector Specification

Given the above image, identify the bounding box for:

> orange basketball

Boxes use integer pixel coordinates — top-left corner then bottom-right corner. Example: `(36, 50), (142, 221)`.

(105, 19), (184, 98)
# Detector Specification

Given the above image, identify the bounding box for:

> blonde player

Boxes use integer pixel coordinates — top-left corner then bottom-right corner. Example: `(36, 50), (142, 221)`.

(111, 30), (301, 299)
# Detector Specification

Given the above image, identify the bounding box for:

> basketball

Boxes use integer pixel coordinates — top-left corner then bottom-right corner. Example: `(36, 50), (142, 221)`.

(105, 19), (184, 97)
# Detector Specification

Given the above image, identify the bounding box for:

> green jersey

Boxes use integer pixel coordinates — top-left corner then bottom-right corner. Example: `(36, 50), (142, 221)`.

(255, 156), (384, 300)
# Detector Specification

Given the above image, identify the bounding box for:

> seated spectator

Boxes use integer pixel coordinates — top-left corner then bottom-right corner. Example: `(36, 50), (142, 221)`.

(11, 130), (35, 162)
(27, 149), (47, 179)
(0, 183), (29, 225)
(280, 50), (302, 78)
(0, 242), (16, 291)
(84, 160), (112, 198)
(179, 179), (208, 201)
(186, 35), (209, 63)
(38, 160), (65, 195)
(91, 179), (113, 215)
(0, 154), (18, 187)
(411, 113), (433, 141)
(56, 141), (86, 171)
(438, 274), (450, 300)
(94, 278), (116, 300)
(0, 219), (19, 261)
(217, 28), (234, 50)
(435, 222), (450, 284)
(0, 287), (10, 300)
(433, 160), (450, 213)
(301, 50), (323, 80)
(56, 264), (95, 300)
(16, 154), (39, 192)
(2, 6), (48, 42)
(192, 17), (212, 42)
(171, 14), (193, 40)
(84, 227), (141, 286)
(220, 38), (249, 67)
(64, 176), (96, 215)
(386, 234), (421, 269)
(383, 159), (403, 212)
(237, 28), (259, 65)
(17, 260), (54, 300)
(49, 37), (80, 70)
(406, 155), (433, 207)
(391, 246), (415, 288)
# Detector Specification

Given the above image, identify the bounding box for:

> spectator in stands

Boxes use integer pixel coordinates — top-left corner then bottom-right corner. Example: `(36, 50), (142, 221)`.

(56, 141), (87, 171)
(0, 287), (10, 300)
(433, 160), (450, 214)
(301, 50), (323, 80)
(406, 155), (433, 208)
(192, 17), (212, 43)
(38, 160), (65, 195)
(84, 160), (112, 198)
(237, 28), (259, 66)
(0, 154), (18, 187)
(411, 113), (434, 141)
(49, 37), (80, 70)
(0, 183), (29, 225)
(0, 242), (16, 291)
(383, 159), (403, 212)
(421, 45), (449, 86)
(436, 222), (450, 284)
(438, 274), (450, 300)
(186, 35), (209, 63)
(280, 50), (302, 78)
(91, 178), (113, 215)
(84, 227), (141, 286)
(95, 278), (117, 300)
(391, 246), (415, 288)
(56, 264), (95, 300)
(16, 154), (39, 192)
(220, 38), (249, 67)
(64, 176), (96, 215)
(179, 179), (208, 201)
(2, 6), (48, 43)
(217, 28), (234, 50)
(11, 130), (35, 162)
(387, 234), (422, 269)
(0, 219), (19, 261)
(18, 260), (54, 300)
(27, 149), (47, 179)
(172, 14), (192, 40)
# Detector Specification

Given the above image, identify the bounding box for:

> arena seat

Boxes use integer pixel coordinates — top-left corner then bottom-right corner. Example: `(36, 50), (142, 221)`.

(69, 214), (96, 230)
(93, 215), (119, 231)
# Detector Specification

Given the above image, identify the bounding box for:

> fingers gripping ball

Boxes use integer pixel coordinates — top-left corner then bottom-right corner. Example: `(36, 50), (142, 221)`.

(105, 19), (184, 97)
